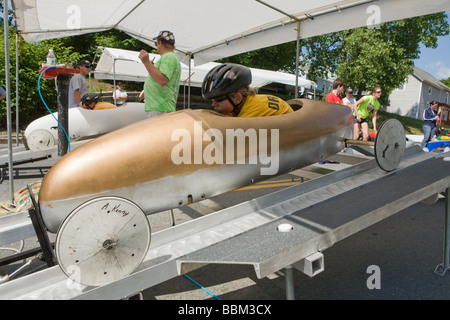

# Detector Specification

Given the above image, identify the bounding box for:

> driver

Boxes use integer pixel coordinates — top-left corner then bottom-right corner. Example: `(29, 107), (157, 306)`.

(81, 93), (117, 110)
(202, 63), (293, 117)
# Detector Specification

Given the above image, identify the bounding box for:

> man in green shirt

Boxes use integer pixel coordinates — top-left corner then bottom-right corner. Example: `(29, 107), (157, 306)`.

(139, 30), (181, 118)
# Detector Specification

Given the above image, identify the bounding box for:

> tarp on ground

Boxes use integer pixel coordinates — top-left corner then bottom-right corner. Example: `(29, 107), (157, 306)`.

(12, 0), (450, 65)
(94, 47), (316, 89)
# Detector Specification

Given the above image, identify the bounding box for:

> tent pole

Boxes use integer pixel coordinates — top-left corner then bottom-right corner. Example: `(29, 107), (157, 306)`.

(295, 21), (300, 99)
(15, 33), (19, 147)
(4, 0), (15, 204)
(188, 54), (192, 109)
(113, 59), (117, 106)
(183, 82), (186, 108)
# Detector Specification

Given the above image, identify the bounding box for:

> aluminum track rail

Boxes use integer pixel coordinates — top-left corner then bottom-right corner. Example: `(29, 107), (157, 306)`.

(0, 146), (448, 299)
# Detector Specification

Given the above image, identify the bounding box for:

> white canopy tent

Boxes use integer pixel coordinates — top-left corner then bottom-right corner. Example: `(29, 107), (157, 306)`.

(11, 0), (450, 65)
(93, 46), (316, 89)
(11, 0), (450, 109)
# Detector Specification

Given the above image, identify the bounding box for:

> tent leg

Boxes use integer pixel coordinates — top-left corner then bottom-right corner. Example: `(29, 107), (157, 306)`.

(113, 59), (117, 106)
(16, 33), (20, 147)
(4, 0), (15, 204)
(435, 187), (450, 276)
(285, 266), (295, 300)
(188, 54), (192, 109)
(295, 21), (300, 99)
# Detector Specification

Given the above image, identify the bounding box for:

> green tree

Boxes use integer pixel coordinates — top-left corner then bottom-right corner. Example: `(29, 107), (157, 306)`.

(220, 42), (297, 73)
(221, 13), (449, 107)
(441, 77), (450, 88)
(0, 25), (153, 129)
(0, 25), (88, 128)
(299, 13), (450, 106)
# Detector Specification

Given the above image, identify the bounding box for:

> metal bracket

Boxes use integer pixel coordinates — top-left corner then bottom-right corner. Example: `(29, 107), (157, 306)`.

(434, 264), (449, 276)
(293, 252), (324, 277)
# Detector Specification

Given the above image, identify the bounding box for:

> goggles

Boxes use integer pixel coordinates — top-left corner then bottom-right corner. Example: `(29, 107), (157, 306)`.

(212, 96), (227, 103)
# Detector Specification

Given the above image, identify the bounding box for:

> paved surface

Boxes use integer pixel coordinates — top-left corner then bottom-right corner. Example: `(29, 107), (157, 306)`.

(143, 199), (450, 300)
(0, 142), (449, 300)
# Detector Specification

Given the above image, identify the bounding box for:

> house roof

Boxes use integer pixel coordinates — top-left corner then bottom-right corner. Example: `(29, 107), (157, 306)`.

(413, 66), (450, 92)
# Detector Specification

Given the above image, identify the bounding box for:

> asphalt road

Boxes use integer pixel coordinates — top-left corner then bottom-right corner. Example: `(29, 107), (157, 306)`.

(141, 187), (450, 300)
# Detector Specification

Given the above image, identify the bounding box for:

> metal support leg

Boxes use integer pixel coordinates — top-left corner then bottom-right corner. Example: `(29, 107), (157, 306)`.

(435, 187), (450, 276)
(285, 266), (295, 300)
(27, 185), (55, 267)
(56, 74), (70, 156)
(169, 209), (175, 226)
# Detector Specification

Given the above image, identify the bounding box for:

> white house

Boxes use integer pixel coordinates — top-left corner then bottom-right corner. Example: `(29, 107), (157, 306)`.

(389, 66), (450, 120)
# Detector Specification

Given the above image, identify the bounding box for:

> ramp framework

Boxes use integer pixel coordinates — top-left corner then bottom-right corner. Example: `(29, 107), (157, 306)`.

(0, 146), (449, 299)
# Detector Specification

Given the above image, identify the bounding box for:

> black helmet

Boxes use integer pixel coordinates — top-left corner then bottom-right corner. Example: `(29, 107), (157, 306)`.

(81, 93), (100, 106)
(202, 63), (252, 100)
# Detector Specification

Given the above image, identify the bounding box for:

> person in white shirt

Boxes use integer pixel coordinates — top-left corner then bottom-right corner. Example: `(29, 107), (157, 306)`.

(342, 87), (355, 109)
(113, 82), (128, 106)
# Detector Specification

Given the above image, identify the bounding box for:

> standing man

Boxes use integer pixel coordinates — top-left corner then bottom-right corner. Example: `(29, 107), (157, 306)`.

(325, 79), (344, 104)
(68, 60), (91, 108)
(139, 30), (181, 118)
(113, 82), (128, 106)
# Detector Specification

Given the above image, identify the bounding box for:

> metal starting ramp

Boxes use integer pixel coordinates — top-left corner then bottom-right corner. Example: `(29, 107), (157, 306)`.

(0, 139), (93, 187)
(0, 146), (449, 299)
(0, 146), (54, 183)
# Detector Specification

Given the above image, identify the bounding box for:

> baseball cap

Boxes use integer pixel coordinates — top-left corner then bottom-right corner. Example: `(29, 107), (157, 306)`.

(346, 88), (353, 93)
(153, 30), (175, 45)
(78, 60), (92, 68)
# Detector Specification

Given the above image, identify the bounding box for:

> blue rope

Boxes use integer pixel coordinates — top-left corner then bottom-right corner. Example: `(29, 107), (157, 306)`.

(183, 274), (221, 300)
(37, 66), (71, 152)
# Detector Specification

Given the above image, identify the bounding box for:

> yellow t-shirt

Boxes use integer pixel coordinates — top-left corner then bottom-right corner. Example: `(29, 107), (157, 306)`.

(93, 102), (117, 110)
(235, 94), (293, 117)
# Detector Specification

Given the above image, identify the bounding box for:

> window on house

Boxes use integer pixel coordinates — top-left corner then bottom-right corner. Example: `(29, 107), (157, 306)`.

(428, 86), (432, 95)
(396, 83), (405, 91)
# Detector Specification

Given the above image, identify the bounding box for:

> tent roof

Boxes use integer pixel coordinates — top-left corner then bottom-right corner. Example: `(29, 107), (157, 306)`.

(94, 47), (316, 89)
(12, 0), (450, 65)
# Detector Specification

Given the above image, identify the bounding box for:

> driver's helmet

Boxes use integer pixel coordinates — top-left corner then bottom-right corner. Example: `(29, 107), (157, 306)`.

(202, 63), (252, 100)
